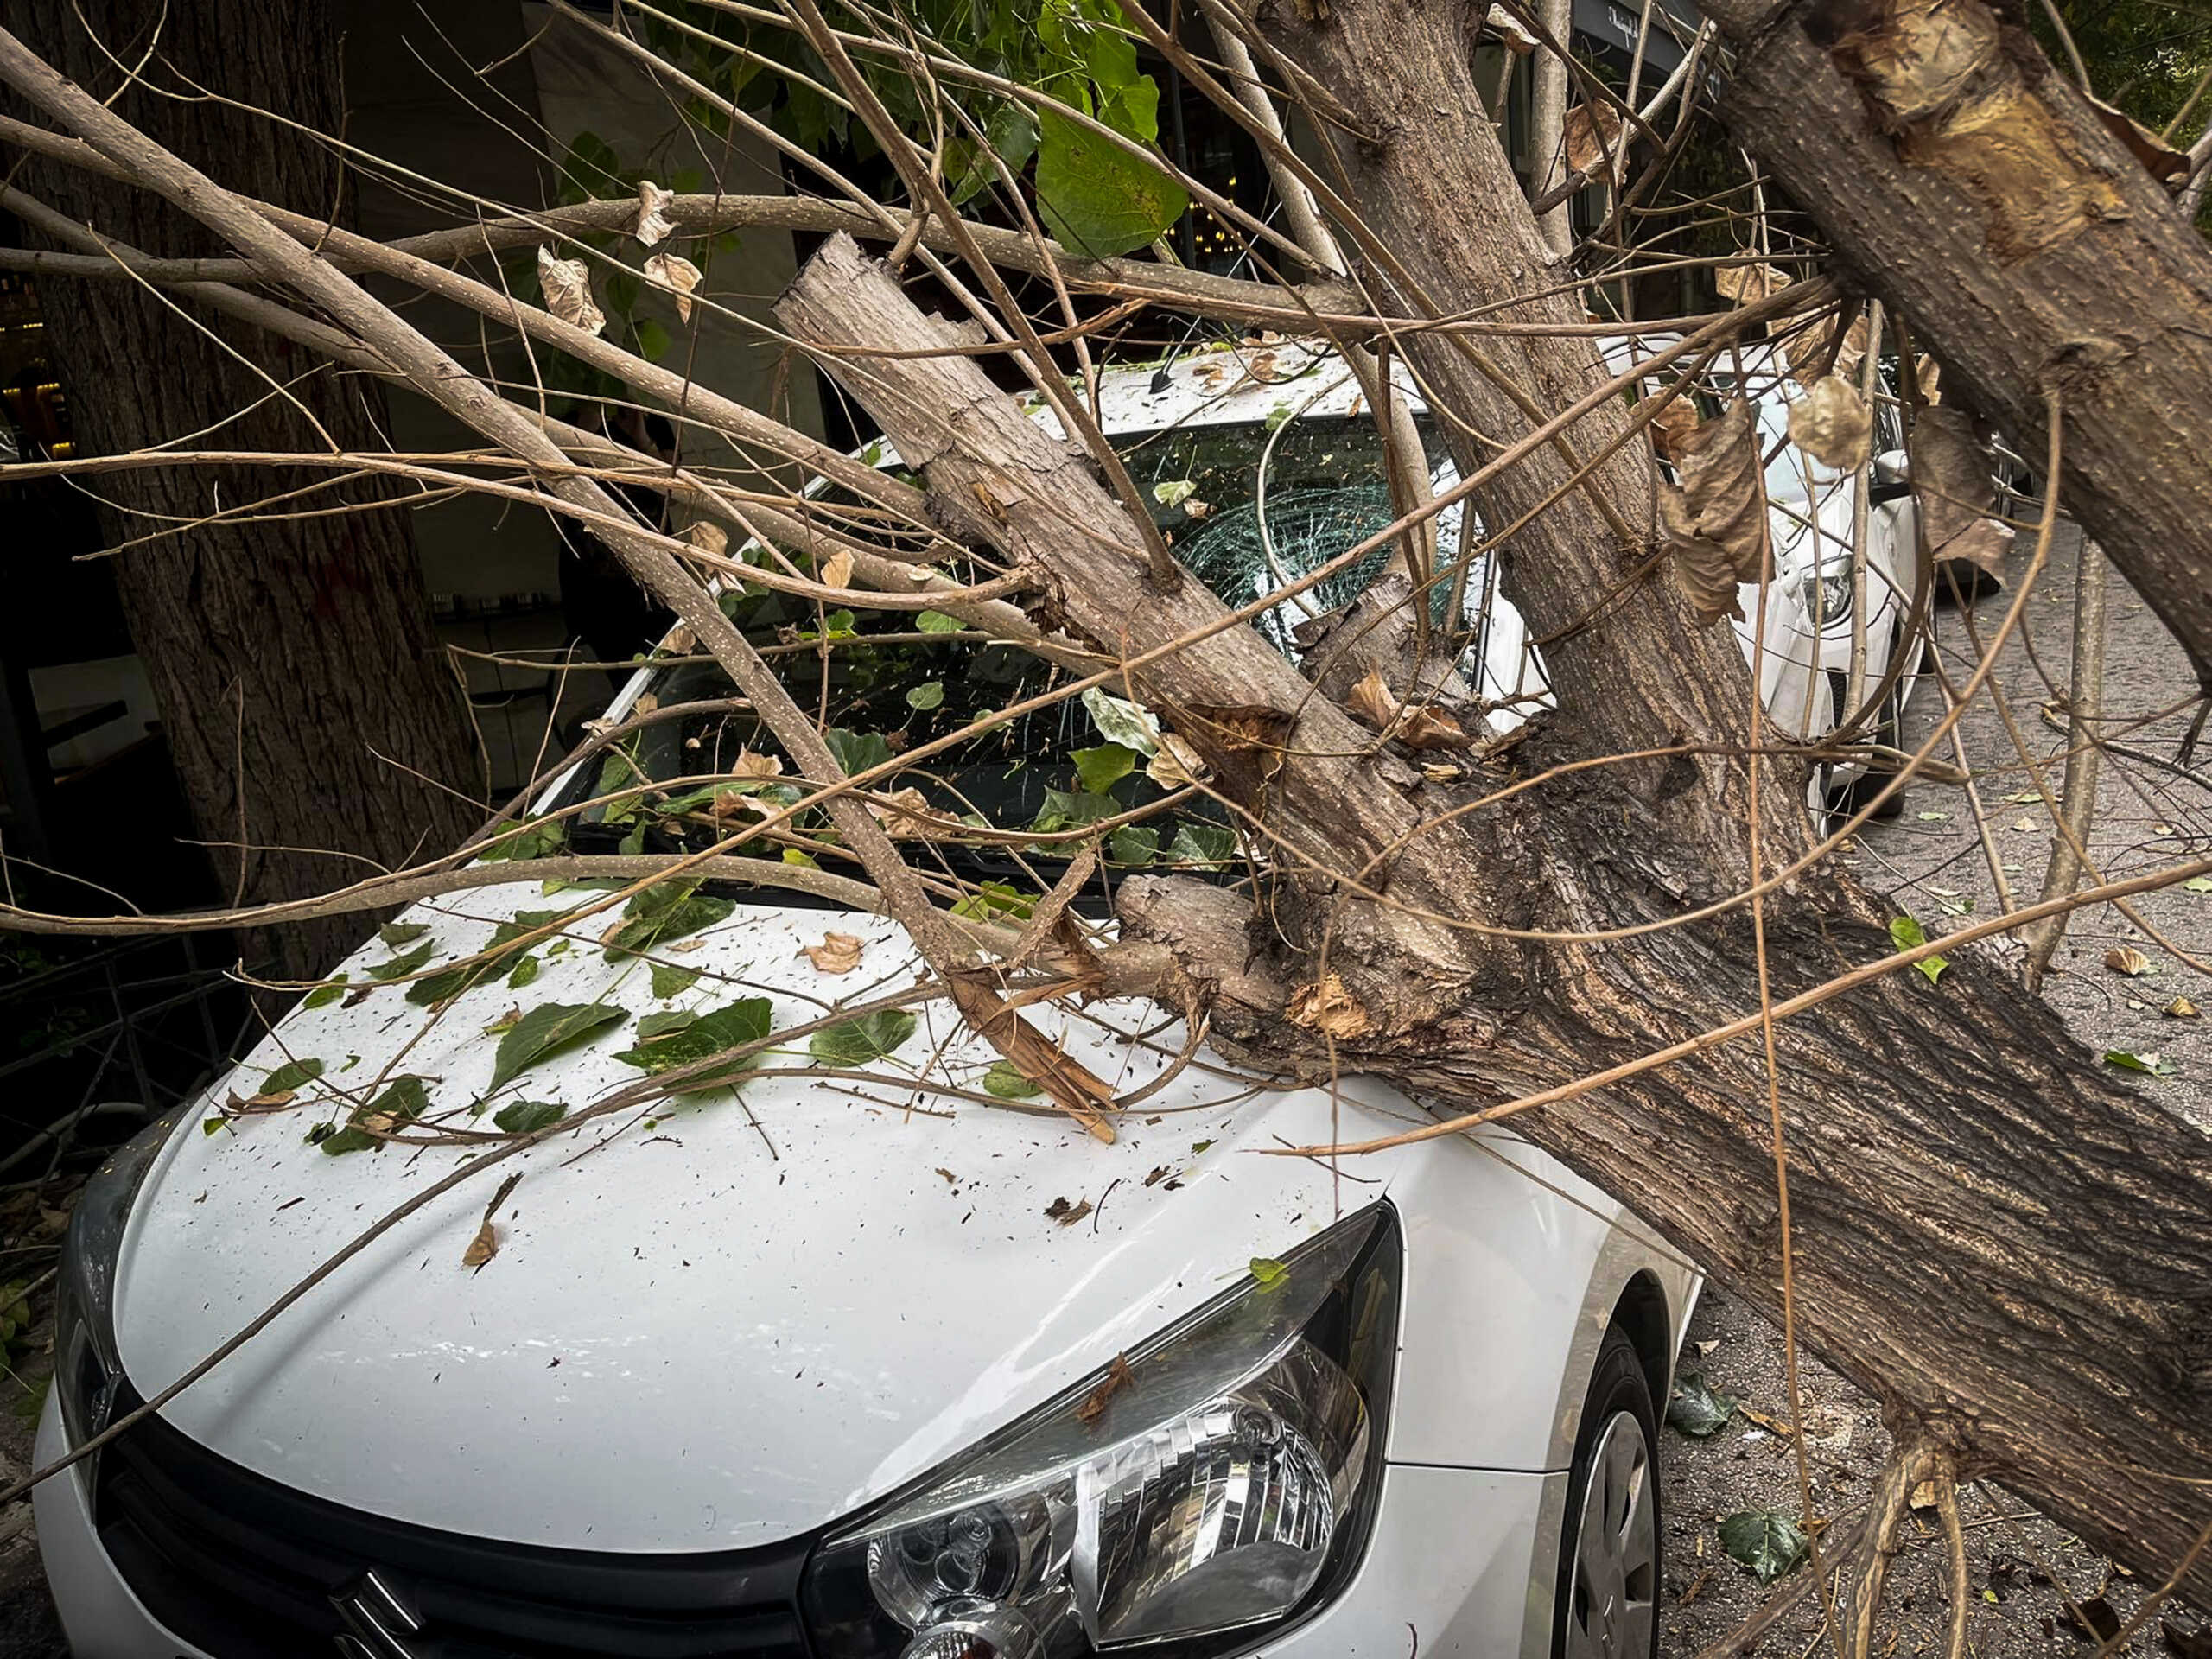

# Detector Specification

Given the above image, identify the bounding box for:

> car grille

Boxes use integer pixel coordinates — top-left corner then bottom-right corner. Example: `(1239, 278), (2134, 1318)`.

(92, 1383), (816, 1658)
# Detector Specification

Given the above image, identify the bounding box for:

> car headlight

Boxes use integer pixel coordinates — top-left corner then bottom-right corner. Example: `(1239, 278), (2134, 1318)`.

(1796, 563), (1854, 628)
(54, 1109), (178, 1449)
(801, 1204), (1401, 1658)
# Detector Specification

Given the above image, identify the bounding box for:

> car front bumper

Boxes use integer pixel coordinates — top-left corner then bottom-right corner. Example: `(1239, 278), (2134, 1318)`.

(35, 1389), (1563, 1659)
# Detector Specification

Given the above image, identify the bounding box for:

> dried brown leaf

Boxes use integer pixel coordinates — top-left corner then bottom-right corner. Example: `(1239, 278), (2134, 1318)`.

(1910, 406), (2009, 574)
(1789, 376), (1872, 472)
(800, 931), (866, 975)
(1658, 399), (1769, 623)
(1713, 262), (1791, 304)
(644, 251), (702, 322)
(1145, 732), (1211, 787)
(634, 180), (677, 246)
(2167, 996), (2202, 1020)
(461, 1217), (500, 1269)
(1076, 1353), (1134, 1424)
(1563, 102), (1629, 185)
(1482, 3), (1539, 51)
(536, 245), (605, 336)
(687, 519), (728, 558)
(819, 549), (854, 589)
(1046, 1195), (1092, 1226)
(2105, 945), (2153, 977)
(1644, 391), (1701, 461)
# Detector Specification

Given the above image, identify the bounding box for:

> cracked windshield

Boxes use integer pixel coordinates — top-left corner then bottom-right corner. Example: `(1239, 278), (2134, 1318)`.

(562, 413), (1477, 893)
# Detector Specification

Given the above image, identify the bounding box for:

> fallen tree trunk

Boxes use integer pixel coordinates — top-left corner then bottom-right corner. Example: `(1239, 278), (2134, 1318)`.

(780, 231), (2212, 1614)
(1705, 0), (2212, 690)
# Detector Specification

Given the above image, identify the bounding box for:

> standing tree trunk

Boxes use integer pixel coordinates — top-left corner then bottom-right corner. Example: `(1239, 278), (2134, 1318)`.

(1706, 0), (2212, 690)
(7, 0), (478, 976)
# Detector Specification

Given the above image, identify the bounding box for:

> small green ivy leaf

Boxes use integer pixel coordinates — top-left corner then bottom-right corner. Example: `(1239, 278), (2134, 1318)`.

(1719, 1509), (1810, 1584)
(982, 1060), (1042, 1099)
(906, 681), (945, 712)
(2186, 876), (2212, 893)
(1167, 822), (1236, 867)
(379, 922), (429, 947)
(489, 1003), (629, 1092)
(302, 976), (348, 1010)
(1249, 1256), (1288, 1290)
(201, 1114), (226, 1136)
(605, 880), (734, 960)
(616, 997), (774, 1096)
(1889, 913), (1948, 983)
(1079, 687), (1160, 755)
(950, 881), (1035, 920)
(1151, 478), (1197, 508)
(810, 1009), (918, 1067)
(1108, 825), (1160, 867)
(825, 727), (894, 776)
(652, 961), (701, 999)
(263, 1058), (325, 1095)
(1667, 1375), (1738, 1439)
(916, 609), (963, 633)
(2105, 1048), (2178, 1077)
(493, 1100), (569, 1135)
(1073, 742), (1137, 796)
(369, 943), (436, 982)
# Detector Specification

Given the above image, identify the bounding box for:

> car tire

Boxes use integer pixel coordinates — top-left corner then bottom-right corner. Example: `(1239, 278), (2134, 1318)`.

(1553, 1326), (1662, 1659)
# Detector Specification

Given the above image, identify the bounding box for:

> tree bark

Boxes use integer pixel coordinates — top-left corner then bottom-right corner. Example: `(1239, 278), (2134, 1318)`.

(783, 211), (2212, 1630)
(7, 0), (478, 976)
(1706, 0), (2212, 691)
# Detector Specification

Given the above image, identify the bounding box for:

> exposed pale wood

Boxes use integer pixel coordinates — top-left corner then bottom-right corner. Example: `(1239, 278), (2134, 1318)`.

(1709, 0), (2212, 687)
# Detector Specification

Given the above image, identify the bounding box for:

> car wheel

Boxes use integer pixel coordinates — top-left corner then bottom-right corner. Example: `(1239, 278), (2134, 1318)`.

(1554, 1327), (1661, 1659)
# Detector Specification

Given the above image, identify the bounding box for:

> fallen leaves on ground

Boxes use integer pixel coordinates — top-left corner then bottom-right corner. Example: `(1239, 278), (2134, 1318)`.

(2105, 945), (2154, 977)
(1345, 668), (1471, 749)
(1719, 1508), (1810, 1584)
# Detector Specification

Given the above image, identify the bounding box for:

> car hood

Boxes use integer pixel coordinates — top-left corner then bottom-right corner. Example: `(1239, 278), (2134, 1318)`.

(113, 882), (1439, 1551)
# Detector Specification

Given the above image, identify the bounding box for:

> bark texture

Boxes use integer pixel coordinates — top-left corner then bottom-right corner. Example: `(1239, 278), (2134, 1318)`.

(8, 0), (477, 974)
(783, 214), (2212, 1622)
(1707, 0), (2212, 690)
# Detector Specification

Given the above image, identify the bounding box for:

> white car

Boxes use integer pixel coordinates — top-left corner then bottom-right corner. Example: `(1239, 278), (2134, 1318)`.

(32, 342), (1828, 1659)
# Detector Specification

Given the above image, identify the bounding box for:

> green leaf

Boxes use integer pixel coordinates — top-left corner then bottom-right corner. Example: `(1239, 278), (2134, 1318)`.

(825, 727), (894, 776)
(369, 943), (436, 982)
(379, 922), (429, 947)
(302, 976), (348, 1010)
(1151, 478), (1197, 508)
(1889, 913), (1948, 983)
(475, 817), (565, 864)
(982, 1060), (1042, 1098)
(1030, 788), (1120, 835)
(906, 681), (946, 712)
(1719, 1509), (1810, 1585)
(1249, 1256), (1288, 1290)
(410, 908), (582, 1006)
(634, 315), (671, 363)
(2105, 1048), (2178, 1077)
(1080, 686), (1160, 754)
(605, 879), (734, 960)
(2186, 877), (2212, 893)
(1167, 821), (1236, 866)
(616, 997), (774, 1095)
(1108, 825), (1160, 867)
(1033, 105), (1187, 257)
(319, 1077), (429, 1156)
(490, 1002), (629, 1092)
(950, 881), (1036, 920)
(652, 961), (701, 999)
(1667, 1375), (1738, 1439)
(493, 1099), (569, 1135)
(1074, 742), (1137, 795)
(262, 1058), (325, 1095)
(507, 954), (542, 989)
(810, 1009), (918, 1067)
(916, 609), (963, 633)
(200, 1114), (226, 1136)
